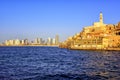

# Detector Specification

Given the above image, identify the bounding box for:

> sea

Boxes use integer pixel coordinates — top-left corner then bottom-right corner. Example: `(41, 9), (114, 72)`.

(0, 46), (120, 80)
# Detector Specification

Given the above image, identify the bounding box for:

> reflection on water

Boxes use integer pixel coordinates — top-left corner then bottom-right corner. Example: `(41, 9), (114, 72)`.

(0, 47), (120, 80)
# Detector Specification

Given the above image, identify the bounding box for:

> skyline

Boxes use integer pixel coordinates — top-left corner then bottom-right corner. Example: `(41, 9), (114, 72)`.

(2, 35), (59, 46)
(0, 0), (120, 43)
(0, 34), (59, 44)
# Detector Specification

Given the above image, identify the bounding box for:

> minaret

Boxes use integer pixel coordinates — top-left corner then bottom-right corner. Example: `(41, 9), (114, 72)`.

(100, 12), (103, 24)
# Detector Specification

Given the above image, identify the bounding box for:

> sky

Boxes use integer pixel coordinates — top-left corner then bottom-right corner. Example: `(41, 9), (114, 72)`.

(0, 0), (120, 43)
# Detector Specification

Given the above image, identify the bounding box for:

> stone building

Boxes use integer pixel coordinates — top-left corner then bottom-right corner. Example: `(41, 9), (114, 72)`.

(59, 13), (120, 50)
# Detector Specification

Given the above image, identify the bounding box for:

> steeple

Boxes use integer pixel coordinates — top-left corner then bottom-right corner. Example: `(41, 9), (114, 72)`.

(100, 12), (103, 23)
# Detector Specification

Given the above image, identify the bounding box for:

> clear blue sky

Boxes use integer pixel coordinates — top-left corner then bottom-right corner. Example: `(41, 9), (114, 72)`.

(0, 0), (120, 43)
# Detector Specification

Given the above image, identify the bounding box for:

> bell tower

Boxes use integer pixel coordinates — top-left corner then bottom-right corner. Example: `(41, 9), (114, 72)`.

(100, 12), (103, 24)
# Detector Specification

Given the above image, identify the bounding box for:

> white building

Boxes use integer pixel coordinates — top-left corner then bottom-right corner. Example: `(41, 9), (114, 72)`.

(47, 37), (52, 45)
(52, 38), (56, 45)
(14, 39), (20, 45)
(35, 38), (41, 44)
(21, 40), (25, 45)
(5, 40), (14, 45)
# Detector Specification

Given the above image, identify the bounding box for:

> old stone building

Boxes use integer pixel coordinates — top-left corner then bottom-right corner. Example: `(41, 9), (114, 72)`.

(59, 13), (120, 50)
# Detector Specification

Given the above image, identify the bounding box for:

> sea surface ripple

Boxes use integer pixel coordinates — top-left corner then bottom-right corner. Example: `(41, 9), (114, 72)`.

(0, 47), (120, 80)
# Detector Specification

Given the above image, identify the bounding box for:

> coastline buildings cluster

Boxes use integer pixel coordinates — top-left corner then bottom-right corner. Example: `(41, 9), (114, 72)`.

(59, 12), (120, 50)
(0, 35), (59, 46)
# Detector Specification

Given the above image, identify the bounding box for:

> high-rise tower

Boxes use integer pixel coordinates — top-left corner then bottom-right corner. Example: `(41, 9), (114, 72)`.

(55, 35), (59, 45)
(100, 12), (103, 24)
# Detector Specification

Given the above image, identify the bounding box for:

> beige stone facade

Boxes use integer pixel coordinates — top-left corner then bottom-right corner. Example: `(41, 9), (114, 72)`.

(59, 13), (120, 50)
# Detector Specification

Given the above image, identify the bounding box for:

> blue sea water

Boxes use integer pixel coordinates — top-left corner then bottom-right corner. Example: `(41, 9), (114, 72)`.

(0, 47), (120, 80)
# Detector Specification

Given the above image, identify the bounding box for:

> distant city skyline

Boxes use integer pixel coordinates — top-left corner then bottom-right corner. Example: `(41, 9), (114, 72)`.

(0, 0), (120, 43)
(2, 35), (59, 46)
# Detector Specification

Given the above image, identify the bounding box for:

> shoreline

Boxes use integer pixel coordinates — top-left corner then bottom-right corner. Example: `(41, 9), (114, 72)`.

(1, 45), (120, 51)
(69, 47), (120, 51)
(0, 45), (59, 47)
